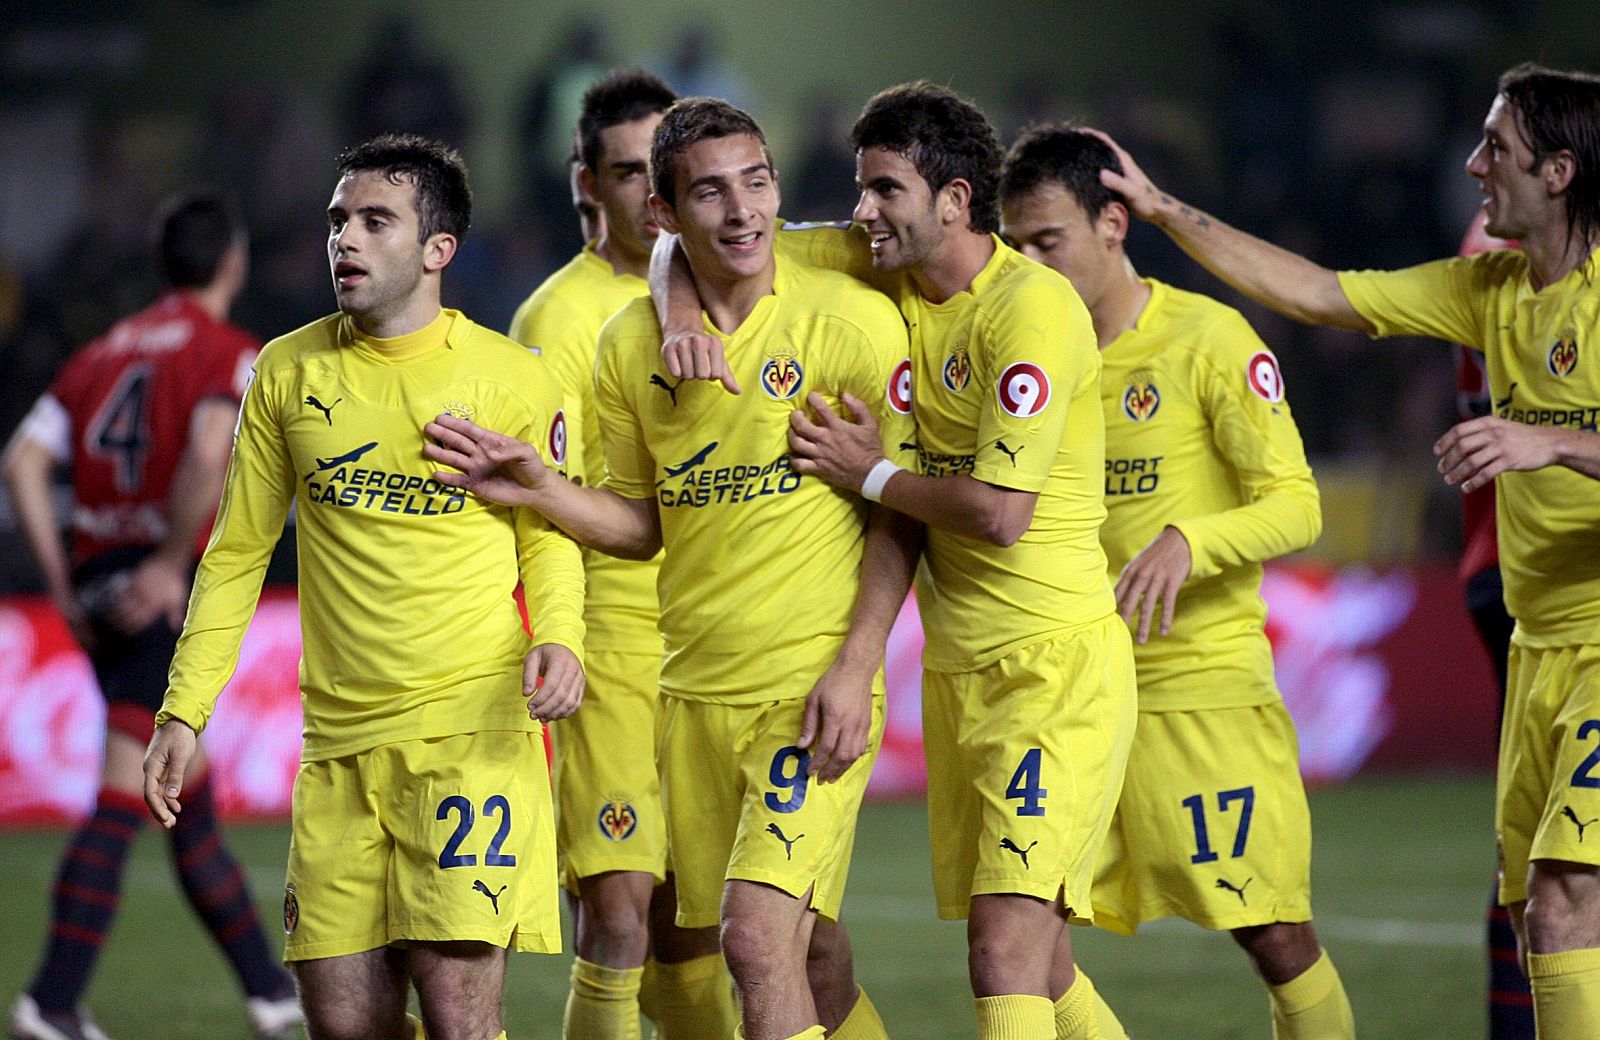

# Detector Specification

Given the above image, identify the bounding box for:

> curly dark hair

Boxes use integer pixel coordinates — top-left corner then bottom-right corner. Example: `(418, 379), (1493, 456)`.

(849, 81), (1002, 234)
(649, 97), (770, 205)
(579, 69), (676, 174)
(153, 189), (243, 288)
(1000, 123), (1126, 221)
(335, 133), (471, 244)
(1498, 62), (1600, 263)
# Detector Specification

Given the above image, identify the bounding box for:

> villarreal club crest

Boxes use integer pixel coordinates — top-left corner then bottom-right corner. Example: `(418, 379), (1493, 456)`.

(761, 351), (804, 400)
(943, 345), (972, 393)
(1550, 335), (1579, 378)
(1123, 372), (1160, 422)
(598, 800), (639, 842)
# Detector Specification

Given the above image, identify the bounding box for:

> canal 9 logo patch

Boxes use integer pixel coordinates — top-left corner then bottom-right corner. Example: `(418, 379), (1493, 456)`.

(761, 355), (804, 400)
(996, 362), (1052, 418)
(1246, 351), (1285, 403)
(887, 359), (913, 415)
(1123, 381), (1160, 422)
(548, 410), (568, 466)
(1549, 337), (1579, 378)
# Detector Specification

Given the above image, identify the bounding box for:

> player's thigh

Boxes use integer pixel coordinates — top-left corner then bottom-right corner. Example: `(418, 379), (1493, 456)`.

(656, 697), (742, 929)
(383, 731), (561, 954)
(552, 648), (667, 892)
(284, 754), (392, 962)
(1109, 704), (1312, 931)
(1526, 644), (1600, 881)
(293, 945), (410, 1040)
(727, 686), (886, 924)
(408, 940), (509, 1037)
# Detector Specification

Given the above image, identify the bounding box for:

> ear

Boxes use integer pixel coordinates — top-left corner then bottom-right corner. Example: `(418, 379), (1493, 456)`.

(422, 232), (458, 274)
(1100, 199), (1131, 249)
(1543, 149), (1577, 197)
(648, 193), (678, 235)
(939, 177), (973, 226)
(576, 165), (600, 205)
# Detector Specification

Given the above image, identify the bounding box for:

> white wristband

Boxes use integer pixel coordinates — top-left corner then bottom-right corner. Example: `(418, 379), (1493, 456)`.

(860, 458), (903, 503)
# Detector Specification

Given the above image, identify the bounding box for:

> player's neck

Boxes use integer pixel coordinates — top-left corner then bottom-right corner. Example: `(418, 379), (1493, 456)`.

(348, 290), (444, 340)
(1090, 260), (1151, 349)
(912, 228), (994, 304)
(595, 234), (651, 281)
(179, 283), (232, 322)
(690, 255), (774, 335)
(1521, 220), (1598, 291)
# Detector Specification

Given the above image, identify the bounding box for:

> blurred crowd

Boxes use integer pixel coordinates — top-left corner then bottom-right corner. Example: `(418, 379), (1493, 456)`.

(0, 3), (1555, 592)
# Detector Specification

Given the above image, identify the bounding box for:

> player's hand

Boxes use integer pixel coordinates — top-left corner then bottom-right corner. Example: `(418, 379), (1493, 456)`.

(110, 556), (189, 634)
(1435, 416), (1562, 493)
(1084, 128), (1165, 223)
(661, 329), (740, 394)
(523, 642), (584, 721)
(1115, 526), (1192, 643)
(797, 658), (873, 783)
(425, 414), (551, 506)
(143, 720), (197, 828)
(789, 393), (884, 491)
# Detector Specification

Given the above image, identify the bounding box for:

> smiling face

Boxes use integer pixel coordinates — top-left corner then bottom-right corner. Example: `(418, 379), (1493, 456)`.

(651, 132), (778, 288)
(853, 145), (945, 273)
(326, 170), (434, 328)
(588, 113), (664, 264)
(1466, 94), (1551, 242)
(1002, 182), (1120, 311)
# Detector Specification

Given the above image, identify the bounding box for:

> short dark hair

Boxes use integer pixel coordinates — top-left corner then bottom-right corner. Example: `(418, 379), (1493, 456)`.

(1498, 62), (1600, 259)
(649, 97), (769, 205)
(579, 69), (677, 173)
(850, 81), (1002, 234)
(154, 190), (243, 289)
(1001, 124), (1125, 222)
(335, 133), (471, 244)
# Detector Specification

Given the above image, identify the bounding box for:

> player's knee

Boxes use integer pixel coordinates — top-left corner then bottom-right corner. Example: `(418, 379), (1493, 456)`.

(304, 1003), (409, 1040)
(1524, 864), (1600, 950)
(721, 913), (801, 985)
(1230, 922), (1321, 985)
(579, 894), (651, 958)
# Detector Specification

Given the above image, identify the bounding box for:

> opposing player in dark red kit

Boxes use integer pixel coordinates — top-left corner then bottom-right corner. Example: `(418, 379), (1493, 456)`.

(3, 192), (301, 1040)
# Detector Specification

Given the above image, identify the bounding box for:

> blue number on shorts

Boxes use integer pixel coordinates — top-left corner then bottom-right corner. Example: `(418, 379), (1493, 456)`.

(482, 794), (517, 866)
(765, 746), (811, 814)
(1183, 786), (1255, 864)
(1571, 721), (1600, 789)
(1005, 748), (1048, 817)
(436, 795), (478, 868)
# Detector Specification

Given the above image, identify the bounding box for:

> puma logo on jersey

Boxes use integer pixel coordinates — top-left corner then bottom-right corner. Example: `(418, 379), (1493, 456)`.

(996, 441), (1023, 467)
(472, 879), (507, 915)
(766, 823), (805, 861)
(1495, 383), (1518, 412)
(1563, 806), (1599, 842)
(304, 395), (342, 425)
(1215, 877), (1253, 904)
(650, 373), (683, 406)
(999, 837), (1037, 870)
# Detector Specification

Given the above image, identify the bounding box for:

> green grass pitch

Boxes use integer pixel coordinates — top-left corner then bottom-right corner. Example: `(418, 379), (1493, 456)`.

(1, 776), (1492, 1038)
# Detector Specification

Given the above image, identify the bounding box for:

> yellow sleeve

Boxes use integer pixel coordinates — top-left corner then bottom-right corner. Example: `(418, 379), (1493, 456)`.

(1338, 254), (1493, 348)
(510, 294), (592, 485)
(158, 360), (294, 733)
(850, 303), (918, 466)
(775, 221), (900, 294)
(1172, 316), (1322, 581)
(594, 320), (656, 500)
(970, 277), (1094, 492)
(507, 379), (585, 657)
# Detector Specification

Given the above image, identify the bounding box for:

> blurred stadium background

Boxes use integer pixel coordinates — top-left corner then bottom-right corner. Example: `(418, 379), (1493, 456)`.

(3, 1), (1597, 1036)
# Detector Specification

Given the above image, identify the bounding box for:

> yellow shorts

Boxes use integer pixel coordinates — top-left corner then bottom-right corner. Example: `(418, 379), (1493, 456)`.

(923, 615), (1136, 921)
(283, 731), (560, 962)
(552, 648), (668, 893)
(1092, 703), (1313, 934)
(1498, 639), (1600, 904)
(656, 681), (886, 929)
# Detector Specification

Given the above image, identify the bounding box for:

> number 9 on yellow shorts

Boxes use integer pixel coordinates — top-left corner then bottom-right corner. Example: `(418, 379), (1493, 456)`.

(283, 730), (561, 962)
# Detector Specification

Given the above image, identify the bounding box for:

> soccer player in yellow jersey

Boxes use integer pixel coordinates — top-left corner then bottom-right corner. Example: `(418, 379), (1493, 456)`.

(999, 123), (1353, 1039)
(510, 70), (739, 1040)
(141, 135), (586, 1040)
(425, 99), (915, 1040)
(661, 83), (1138, 1040)
(1094, 63), (1600, 1039)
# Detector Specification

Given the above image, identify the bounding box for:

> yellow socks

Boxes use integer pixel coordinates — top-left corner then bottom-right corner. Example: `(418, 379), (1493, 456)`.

(829, 987), (888, 1040)
(1267, 951), (1355, 1040)
(1528, 946), (1600, 1040)
(640, 954), (738, 1040)
(976, 995), (1054, 1040)
(1051, 970), (1126, 1039)
(564, 958), (644, 1040)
